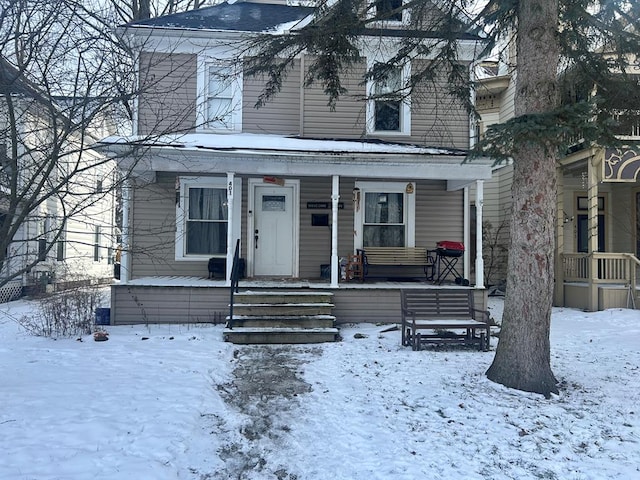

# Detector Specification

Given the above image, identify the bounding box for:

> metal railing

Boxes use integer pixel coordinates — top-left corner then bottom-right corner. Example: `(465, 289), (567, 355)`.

(227, 239), (241, 330)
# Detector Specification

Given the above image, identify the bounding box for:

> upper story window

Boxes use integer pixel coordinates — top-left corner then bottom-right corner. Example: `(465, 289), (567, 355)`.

(375, 0), (403, 22)
(206, 67), (234, 129)
(367, 63), (411, 135)
(197, 60), (242, 132)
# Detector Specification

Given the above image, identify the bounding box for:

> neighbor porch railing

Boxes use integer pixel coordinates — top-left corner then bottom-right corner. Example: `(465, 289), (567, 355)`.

(562, 252), (639, 291)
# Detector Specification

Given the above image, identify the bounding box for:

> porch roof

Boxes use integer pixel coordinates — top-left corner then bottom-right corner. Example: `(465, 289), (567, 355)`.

(98, 132), (493, 188)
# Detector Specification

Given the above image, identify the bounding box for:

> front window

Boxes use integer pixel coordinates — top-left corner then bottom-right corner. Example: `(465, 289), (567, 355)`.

(175, 176), (242, 261)
(186, 187), (228, 255)
(364, 192), (405, 246)
(354, 181), (415, 249)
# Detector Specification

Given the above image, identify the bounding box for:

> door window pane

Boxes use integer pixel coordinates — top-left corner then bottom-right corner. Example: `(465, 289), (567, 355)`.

(262, 195), (286, 212)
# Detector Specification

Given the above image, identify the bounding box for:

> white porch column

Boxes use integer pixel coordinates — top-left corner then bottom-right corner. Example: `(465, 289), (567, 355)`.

(464, 187), (470, 281)
(554, 167), (565, 306)
(475, 180), (485, 288)
(225, 172), (235, 286)
(120, 180), (131, 284)
(587, 155), (601, 311)
(330, 175), (340, 287)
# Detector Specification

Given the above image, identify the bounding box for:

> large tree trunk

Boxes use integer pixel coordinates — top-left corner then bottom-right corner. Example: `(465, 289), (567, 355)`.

(486, 0), (560, 397)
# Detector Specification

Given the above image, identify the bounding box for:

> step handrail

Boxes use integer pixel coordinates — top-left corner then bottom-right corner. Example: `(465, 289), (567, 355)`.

(227, 239), (241, 330)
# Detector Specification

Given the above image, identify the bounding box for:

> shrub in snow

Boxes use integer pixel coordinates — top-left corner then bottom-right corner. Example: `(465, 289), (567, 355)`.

(20, 286), (104, 338)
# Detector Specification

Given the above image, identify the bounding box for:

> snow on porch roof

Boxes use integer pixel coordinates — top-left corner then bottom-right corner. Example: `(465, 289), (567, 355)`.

(98, 132), (493, 186)
(99, 132), (469, 157)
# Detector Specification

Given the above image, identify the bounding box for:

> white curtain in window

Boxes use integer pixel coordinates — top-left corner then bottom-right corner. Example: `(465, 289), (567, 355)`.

(187, 188), (228, 255)
(363, 192), (404, 246)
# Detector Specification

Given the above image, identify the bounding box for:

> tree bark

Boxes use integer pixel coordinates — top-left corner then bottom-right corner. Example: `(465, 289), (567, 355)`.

(486, 0), (560, 397)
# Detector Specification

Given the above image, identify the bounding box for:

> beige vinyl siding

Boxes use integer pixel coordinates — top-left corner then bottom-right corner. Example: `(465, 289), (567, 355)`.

(414, 180), (463, 247)
(137, 52), (197, 135)
(128, 175), (463, 280)
(297, 178), (362, 278)
(409, 61), (470, 149)
(331, 287), (487, 323)
(111, 285), (487, 325)
(130, 172), (234, 278)
(243, 59), (302, 135)
(111, 284), (229, 324)
(301, 58), (470, 148)
(298, 177), (337, 278)
(302, 59), (367, 138)
(297, 178), (463, 278)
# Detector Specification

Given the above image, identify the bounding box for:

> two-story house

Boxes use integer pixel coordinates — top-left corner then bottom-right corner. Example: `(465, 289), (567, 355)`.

(476, 38), (640, 311)
(99, 0), (494, 335)
(0, 60), (116, 303)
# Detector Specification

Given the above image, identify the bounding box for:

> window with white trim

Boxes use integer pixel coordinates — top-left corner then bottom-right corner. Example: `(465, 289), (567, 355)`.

(354, 181), (416, 248)
(197, 61), (242, 132)
(175, 176), (242, 261)
(206, 66), (233, 129)
(367, 63), (411, 135)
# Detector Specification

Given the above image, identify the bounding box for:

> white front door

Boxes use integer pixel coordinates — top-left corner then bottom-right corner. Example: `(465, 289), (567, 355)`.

(253, 184), (296, 276)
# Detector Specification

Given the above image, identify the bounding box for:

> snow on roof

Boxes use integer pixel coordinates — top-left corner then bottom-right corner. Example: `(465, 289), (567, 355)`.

(99, 132), (467, 157)
(123, 2), (315, 34)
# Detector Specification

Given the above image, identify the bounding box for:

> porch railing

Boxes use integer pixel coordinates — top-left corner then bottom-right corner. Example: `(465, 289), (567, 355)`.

(227, 239), (241, 330)
(561, 252), (639, 291)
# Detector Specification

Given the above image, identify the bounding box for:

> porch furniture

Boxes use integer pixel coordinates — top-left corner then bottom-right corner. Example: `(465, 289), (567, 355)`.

(433, 241), (465, 284)
(359, 247), (435, 281)
(400, 289), (490, 351)
(345, 254), (364, 281)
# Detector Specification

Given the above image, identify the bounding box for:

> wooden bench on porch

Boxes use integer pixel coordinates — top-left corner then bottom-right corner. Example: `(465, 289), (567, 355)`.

(359, 247), (435, 281)
(400, 289), (491, 351)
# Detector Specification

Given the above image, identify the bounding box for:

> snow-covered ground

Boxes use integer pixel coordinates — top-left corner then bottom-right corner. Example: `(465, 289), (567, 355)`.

(0, 292), (639, 479)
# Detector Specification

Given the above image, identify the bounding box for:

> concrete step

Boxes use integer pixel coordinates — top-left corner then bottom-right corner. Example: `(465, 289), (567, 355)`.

(233, 291), (333, 304)
(233, 303), (334, 316)
(228, 314), (336, 329)
(223, 327), (340, 344)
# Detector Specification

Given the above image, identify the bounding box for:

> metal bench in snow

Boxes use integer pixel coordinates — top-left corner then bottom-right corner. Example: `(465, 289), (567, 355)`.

(400, 289), (490, 351)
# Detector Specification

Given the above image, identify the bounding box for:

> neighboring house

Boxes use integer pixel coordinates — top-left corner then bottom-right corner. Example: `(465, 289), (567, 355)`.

(99, 0), (494, 326)
(476, 39), (640, 311)
(0, 63), (116, 303)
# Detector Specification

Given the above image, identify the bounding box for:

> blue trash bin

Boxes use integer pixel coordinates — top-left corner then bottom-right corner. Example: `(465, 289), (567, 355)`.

(95, 308), (111, 326)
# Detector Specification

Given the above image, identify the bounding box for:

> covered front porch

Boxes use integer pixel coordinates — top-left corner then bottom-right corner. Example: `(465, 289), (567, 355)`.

(101, 133), (495, 326)
(555, 143), (640, 311)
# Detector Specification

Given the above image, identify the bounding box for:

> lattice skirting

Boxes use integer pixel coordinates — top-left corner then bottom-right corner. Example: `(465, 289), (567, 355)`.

(0, 281), (23, 304)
